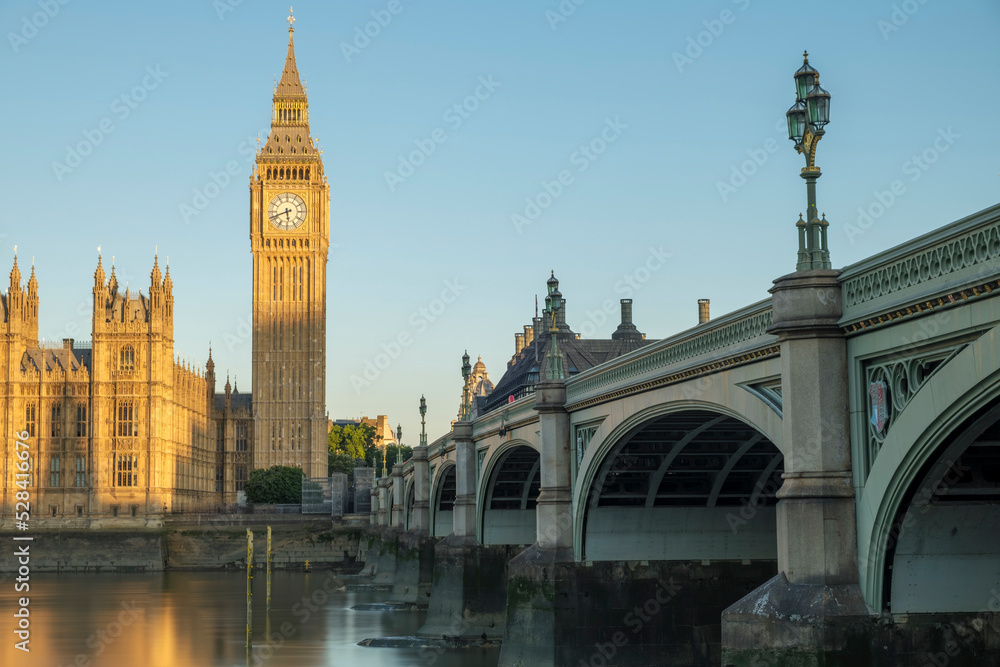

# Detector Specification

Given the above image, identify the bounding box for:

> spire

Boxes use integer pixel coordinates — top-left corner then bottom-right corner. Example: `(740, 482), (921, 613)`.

(151, 253), (162, 285)
(9, 252), (21, 289)
(261, 8), (319, 162)
(108, 257), (118, 293)
(276, 7), (305, 98)
(27, 262), (37, 295)
(206, 346), (215, 374)
(163, 262), (172, 292)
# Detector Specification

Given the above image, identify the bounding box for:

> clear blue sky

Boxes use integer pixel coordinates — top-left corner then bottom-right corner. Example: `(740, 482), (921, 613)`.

(2, 0), (998, 440)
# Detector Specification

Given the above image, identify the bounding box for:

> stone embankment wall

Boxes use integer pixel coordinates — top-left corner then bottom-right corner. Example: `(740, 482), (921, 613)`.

(0, 515), (368, 573)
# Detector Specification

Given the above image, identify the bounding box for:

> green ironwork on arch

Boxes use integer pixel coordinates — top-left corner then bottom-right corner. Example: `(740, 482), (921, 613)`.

(858, 328), (1000, 608)
(571, 400), (782, 562)
(429, 460), (456, 538)
(475, 439), (539, 544)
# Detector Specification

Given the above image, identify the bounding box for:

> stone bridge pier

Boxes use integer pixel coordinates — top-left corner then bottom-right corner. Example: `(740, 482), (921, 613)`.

(722, 270), (869, 665)
(416, 421), (512, 641)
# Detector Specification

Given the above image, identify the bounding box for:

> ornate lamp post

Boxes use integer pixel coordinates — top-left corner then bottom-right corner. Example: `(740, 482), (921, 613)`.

(545, 272), (565, 381)
(395, 424), (403, 465)
(786, 51), (832, 271)
(459, 351), (473, 421)
(419, 395), (427, 447)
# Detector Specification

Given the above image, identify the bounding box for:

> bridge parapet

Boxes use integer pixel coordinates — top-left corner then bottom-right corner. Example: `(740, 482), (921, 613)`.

(564, 299), (776, 408)
(840, 203), (1000, 326)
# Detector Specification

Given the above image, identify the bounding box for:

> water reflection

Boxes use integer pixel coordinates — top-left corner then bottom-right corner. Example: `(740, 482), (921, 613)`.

(0, 572), (500, 667)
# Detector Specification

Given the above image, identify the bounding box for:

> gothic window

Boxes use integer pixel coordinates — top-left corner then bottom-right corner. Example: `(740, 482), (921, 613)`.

(116, 401), (137, 437)
(115, 454), (137, 487)
(76, 404), (87, 437)
(298, 425), (303, 451)
(49, 456), (60, 487)
(216, 421), (224, 452)
(236, 423), (248, 452)
(119, 345), (135, 374)
(51, 405), (62, 438)
(75, 455), (86, 487)
(215, 466), (223, 493)
(236, 465), (248, 491)
(25, 402), (36, 437)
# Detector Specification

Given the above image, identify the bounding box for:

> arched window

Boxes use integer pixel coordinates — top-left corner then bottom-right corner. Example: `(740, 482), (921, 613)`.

(115, 400), (136, 437)
(119, 345), (135, 374)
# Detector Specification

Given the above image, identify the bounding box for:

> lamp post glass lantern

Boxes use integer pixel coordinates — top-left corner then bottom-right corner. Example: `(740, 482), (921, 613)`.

(787, 50), (832, 271)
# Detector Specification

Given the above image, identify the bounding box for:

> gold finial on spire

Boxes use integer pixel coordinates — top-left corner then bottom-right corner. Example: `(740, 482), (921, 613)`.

(288, 6), (295, 31)
(13, 245), (16, 257)
(803, 50), (809, 63)
(97, 245), (102, 256)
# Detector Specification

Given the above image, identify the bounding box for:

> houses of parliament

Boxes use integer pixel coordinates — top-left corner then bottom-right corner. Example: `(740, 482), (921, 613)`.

(0, 17), (329, 521)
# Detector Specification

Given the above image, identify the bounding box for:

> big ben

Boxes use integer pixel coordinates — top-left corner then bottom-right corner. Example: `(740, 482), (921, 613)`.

(250, 11), (329, 479)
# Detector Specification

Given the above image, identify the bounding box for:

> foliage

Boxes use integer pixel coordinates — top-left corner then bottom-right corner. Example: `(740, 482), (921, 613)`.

(328, 423), (376, 461)
(328, 450), (360, 483)
(243, 465), (304, 504)
(382, 444), (414, 468)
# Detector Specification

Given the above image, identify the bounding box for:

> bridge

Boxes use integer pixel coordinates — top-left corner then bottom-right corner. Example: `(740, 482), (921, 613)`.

(360, 202), (1000, 666)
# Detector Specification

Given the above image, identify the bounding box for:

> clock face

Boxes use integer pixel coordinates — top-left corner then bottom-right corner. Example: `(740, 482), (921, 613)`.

(268, 192), (307, 230)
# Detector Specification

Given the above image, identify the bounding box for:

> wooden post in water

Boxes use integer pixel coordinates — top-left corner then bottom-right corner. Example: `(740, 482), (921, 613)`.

(246, 530), (254, 651)
(266, 526), (272, 610)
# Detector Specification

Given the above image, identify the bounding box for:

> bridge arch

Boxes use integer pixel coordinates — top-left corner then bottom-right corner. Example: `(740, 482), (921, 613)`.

(429, 460), (456, 538)
(574, 403), (783, 562)
(403, 476), (415, 530)
(476, 439), (540, 545)
(859, 330), (1000, 610)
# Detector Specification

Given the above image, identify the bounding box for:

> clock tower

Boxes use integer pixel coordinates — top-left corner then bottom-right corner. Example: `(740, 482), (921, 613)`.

(250, 11), (329, 479)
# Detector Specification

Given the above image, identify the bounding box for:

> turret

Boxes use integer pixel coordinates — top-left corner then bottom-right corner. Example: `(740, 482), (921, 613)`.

(206, 347), (216, 409)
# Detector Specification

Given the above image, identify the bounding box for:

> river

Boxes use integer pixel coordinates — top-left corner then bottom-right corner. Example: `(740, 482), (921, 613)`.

(0, 571), (501, 667)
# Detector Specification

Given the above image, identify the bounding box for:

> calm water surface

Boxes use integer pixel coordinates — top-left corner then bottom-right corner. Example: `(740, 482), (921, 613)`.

(0, 571), (500, 667)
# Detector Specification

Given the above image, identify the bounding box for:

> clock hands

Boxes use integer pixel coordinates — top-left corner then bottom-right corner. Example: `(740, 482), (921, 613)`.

(269, 207), (293, 221)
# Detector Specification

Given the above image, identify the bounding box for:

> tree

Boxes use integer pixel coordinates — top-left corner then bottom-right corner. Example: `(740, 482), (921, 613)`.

(328, 423), (375, 461)
(328, 450), (357, 484)
(244, 465), (304, 504)
(383, 444), (413, 467)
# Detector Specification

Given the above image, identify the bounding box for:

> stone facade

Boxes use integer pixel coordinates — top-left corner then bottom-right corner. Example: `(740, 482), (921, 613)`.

(0, 256), (214, 521)
(0, 23), (331, 518)
(249, 22), (330, 480)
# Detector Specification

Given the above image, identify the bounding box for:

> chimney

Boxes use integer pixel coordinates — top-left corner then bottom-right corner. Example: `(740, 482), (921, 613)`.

(698, 299), (710, 324)
(523, 324), (534, 347)
(611, 299), (642, 341)
(62, 338), (74, 350)
(620, 299), (633, 325)
(514, 333), (525, 354)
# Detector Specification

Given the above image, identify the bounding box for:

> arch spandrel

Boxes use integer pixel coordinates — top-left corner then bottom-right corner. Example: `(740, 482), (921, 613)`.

(858, 326), (1000, 607)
